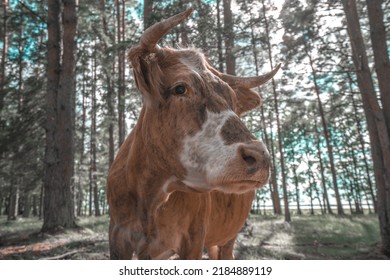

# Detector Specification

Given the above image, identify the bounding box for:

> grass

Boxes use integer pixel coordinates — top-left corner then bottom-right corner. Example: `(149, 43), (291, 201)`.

(236, 213), (384, 260)
(0, 214), (387, 260)
(0, 215), (110, 260)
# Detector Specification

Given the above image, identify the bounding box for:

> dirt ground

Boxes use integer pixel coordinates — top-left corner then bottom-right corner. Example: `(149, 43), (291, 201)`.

(0, 214), (388, 260)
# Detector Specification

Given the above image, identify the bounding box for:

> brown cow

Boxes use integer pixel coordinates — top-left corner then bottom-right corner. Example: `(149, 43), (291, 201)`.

(107, 8), (280, 260)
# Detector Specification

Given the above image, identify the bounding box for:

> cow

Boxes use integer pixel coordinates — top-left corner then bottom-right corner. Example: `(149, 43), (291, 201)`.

(107, 8), (280, 260)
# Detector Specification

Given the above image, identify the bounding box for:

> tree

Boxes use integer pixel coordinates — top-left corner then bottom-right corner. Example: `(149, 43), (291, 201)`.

(42, 0), (77, 232)
(0, 0), (7, 113)
(223, 0), (235, 75)
(341, 0), (390, 255)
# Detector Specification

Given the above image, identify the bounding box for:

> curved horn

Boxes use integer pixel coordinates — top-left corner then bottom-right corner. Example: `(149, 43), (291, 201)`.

(211, 63), (281, 88)
(140, 8), (193, 52)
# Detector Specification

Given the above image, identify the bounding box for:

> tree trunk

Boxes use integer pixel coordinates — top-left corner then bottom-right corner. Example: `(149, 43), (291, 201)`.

(0, 0), (7, 113)
(90, 50), (100, 217)
(216, 0), (224, 72)
(116, 0), (126, 147)
(249, 16), (281, 215)
(223, 0), (235, 75)
(366, 0), (390, 133)
(292, 161), (302, 215)
(267, 116), (282, 214)
(303, 37), (344, 215)
(99, 0), (115, 167)
(341, 0), (390, 256)
(347, 72), (377, 212)
(315, 120), (333, 214)
(42, 0), (77, 232)
(143, 0), (153, 29)
(261, 0), (290, 222)
(7, 175), (18, 220)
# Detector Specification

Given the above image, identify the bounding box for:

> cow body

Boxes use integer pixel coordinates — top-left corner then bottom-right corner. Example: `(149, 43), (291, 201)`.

(107, 9), (280, 260)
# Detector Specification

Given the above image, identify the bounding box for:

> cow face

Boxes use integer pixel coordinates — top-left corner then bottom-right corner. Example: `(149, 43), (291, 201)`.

(128, 9), (279, 194)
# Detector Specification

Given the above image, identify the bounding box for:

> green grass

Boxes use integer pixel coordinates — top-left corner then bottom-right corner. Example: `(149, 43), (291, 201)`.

(237, 214), (383, 260)
(1, 214), (386, 260)
(290, 215), (380, 259)
(0, 216), (43, 236)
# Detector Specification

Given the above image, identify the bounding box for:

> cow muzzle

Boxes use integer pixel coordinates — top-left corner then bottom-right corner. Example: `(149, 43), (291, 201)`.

(239, 141), (271, 175)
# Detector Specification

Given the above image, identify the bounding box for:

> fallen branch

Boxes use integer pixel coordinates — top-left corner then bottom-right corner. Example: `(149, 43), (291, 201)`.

(40, 249), (83, 260)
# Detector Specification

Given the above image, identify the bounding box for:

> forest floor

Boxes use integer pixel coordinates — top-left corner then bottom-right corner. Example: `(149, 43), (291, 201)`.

(0, 214), (388, 260)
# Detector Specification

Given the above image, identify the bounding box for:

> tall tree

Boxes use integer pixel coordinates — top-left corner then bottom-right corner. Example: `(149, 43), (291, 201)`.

(0, 0), (7, 113)
(302, 36), (344, 215)
(116, 0), (126, 146)
(366, 0), (390, 133)
(144, 0), (153, 29)
(42, 0), (77, 232)
(258, 0), (290, 221)
(223, 0), (235, 75)
(341, 0), (390, 255)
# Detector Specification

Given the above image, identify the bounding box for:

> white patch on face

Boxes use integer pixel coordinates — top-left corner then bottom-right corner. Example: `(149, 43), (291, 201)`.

(179, 110), (242, 189)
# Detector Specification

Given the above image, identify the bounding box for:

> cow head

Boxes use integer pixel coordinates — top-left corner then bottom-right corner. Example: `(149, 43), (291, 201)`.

(128, 9), (280, 194)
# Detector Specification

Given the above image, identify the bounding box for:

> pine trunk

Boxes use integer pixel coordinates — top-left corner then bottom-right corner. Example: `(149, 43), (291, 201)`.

(366, 0), (390, 133)
(42, 0), (77, 232)
(99, 0), (115, 167)
(303, 38), (344, 215)
(315, 121), (333, 214)
(223, 0), (235, 75)
(116, 0), (125, 147)
(216, 0), (224, 72)
(341, 0), (390, 256)
(250, 17), (281, 215)
(90, 51), (100, 217)
(0, 0), (7, 113)
(143, 0), (153, 29)
(261, 0), (290, 222)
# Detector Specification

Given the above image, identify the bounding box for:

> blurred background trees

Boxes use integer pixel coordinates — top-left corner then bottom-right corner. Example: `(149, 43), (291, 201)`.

(0, 0), (389, 253)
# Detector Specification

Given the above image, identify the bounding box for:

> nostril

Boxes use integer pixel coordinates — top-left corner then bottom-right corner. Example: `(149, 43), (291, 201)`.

(240, 147), (259, 174)
(243, 155), (256, 167)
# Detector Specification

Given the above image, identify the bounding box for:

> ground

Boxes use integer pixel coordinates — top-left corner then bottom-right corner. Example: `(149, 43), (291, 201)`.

(0, 214), (387, 260)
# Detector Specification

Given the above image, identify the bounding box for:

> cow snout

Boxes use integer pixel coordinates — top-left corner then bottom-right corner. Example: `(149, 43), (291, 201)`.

(239, 141), (270, 174)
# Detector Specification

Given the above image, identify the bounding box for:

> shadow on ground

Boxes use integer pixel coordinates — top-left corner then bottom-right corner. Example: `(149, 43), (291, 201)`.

(1, 214), (388, 260)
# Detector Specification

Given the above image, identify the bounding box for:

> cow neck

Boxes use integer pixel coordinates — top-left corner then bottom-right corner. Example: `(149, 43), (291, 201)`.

(126, 107), (173, 214)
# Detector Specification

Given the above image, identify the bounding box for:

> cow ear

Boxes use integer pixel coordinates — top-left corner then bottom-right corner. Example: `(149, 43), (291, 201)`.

(128, 48), (163, 106)
(234, 87), (262, 116)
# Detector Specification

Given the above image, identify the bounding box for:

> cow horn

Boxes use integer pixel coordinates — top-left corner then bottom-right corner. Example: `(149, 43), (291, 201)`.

(140, 8), (193, 52)
(212, 64), (281, 88)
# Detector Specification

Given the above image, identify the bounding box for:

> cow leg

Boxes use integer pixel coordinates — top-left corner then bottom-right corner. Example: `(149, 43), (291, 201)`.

(219, 238), (235, 260)
(109, 221), (135, 259)
(207, 245), (220, 260)
(207, 238), (236, 260)
(179, 238), (204, 260)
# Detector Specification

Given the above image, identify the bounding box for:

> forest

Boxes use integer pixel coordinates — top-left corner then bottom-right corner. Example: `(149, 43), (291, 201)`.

(0, 0), (390, 259)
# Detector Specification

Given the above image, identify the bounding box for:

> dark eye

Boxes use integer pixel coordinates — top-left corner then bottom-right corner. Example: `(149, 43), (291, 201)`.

(174, 85), (187, 95)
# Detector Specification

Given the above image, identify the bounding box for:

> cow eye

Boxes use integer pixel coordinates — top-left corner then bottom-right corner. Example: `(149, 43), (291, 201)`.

(174, 85), (187, 95)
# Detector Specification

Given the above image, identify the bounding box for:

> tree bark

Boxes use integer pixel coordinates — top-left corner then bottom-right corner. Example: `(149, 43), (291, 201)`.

(42, 0), (77, 232)
(0, 0), (8, 113)
(223, 0), (235, 75)
(143, 0), (153, 29)
(341, 0), (390, 256)
(366, 0), (390, 134)
(116, 0), (126, 147)
(216, 0), (224, 72)
(90, 50), (100, 217)
(99, 0), (115, 167)
(261, 0), (290, 222)
(249, 15), (281, 215)
(315, 120), (333, 214)
(303, 37), (344, 215)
